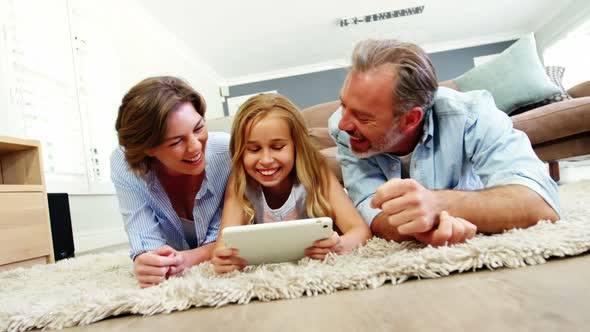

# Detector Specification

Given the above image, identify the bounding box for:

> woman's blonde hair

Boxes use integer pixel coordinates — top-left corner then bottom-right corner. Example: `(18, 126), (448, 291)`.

(115, 76), (206, 176)
(229, 93), (333, 223)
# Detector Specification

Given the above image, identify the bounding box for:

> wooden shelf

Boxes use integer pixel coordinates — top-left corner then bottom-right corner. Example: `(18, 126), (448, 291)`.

(0, 136), (41, 152)
(0, 136), (54, 270)
(0, 136), (43, 186)
(0, 184), (44, 192)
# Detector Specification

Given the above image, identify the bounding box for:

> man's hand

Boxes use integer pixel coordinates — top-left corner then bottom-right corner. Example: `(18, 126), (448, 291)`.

(134, 245), (184, 288)
(414, 211), (477, 246)
(304, 232), (343, 260)
(211, 246), (248, 274)
(371, 179), (441, 235)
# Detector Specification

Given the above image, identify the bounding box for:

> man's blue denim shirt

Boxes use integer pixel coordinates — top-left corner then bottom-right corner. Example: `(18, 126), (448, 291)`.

(328, 87), (560, 226)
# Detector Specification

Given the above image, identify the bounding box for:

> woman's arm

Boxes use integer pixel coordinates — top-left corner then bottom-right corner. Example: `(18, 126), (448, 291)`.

(305, 172), (372, 259)
(111, 150), (168, 258)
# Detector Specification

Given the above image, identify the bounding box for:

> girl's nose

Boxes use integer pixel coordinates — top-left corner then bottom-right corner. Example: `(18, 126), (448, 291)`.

(260, 149), (274, 164)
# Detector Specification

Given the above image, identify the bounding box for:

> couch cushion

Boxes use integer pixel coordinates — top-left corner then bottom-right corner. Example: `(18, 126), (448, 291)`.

(455, 34), (560, 114)
(301, 101), (341, 128)
(511, 66), (572, 115)
(319, 146), (342, 183)
(512, 97), (590, 145)
(567, 81), (590, 98)
(308, 127), (336, 150)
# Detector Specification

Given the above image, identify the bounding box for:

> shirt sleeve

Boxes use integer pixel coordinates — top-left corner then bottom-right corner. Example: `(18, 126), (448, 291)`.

(463, 91), (560, 216)
(110, 149), (167, 260)
(203, 211), (221, 245)
(328, 110), (387, 226)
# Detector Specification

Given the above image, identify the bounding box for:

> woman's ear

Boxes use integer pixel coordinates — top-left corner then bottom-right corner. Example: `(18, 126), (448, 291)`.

(145, 148), (156, 157)
(400, 107), (424, 131)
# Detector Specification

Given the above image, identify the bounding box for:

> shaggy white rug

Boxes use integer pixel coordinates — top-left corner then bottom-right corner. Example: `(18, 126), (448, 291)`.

(1, 181), (589, 331)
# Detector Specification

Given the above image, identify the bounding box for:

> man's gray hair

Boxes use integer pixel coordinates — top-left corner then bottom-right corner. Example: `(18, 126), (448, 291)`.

(351, 39), (438, 113)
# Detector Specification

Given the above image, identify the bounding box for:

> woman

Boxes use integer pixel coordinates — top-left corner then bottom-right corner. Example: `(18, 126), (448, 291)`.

(111, 76), (230, 287)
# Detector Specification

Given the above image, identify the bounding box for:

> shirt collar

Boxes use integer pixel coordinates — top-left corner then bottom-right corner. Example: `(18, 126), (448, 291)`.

(196, 158), (215, 200)
(420, 107), (434, 147)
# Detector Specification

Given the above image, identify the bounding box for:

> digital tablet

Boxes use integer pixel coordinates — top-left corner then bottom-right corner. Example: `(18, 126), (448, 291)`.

(221, 217), (333, 265)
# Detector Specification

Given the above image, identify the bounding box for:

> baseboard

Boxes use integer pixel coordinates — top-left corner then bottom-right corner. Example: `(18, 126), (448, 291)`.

(551, 157), (590, 184)
(73, 227), (128, 253)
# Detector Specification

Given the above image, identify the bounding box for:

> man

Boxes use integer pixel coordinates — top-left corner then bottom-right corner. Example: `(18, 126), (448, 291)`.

(328, 39), (559, 246)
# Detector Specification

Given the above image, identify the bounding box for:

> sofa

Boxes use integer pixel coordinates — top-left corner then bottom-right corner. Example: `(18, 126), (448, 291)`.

(301, 80), (590, 182)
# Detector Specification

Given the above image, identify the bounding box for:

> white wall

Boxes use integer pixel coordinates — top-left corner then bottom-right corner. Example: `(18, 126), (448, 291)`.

(69, 195), (127, 252)
(535, 0), (590, 51)
(67, 0), (226, 252)
(0, 0), (226, 253)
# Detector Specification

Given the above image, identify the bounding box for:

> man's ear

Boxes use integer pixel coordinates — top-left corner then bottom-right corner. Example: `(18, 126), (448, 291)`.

(400, 107), (424, 132)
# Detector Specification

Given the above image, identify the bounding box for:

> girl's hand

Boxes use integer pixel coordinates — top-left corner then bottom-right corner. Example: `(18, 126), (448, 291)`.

(304, 231), (343, 260)
(211, 246), (248, 274)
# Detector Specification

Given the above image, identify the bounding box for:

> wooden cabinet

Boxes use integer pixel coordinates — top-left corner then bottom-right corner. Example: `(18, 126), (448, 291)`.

(0, 136), (54, 271)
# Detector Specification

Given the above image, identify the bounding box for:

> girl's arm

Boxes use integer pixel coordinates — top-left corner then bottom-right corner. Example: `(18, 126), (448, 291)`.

(327, 171), (372, 252)
(211, 175), (249, 273)
(305, 172), (372, 259)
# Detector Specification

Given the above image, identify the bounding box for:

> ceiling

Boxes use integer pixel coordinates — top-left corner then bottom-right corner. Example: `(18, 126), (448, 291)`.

(140, 0), (574, 84)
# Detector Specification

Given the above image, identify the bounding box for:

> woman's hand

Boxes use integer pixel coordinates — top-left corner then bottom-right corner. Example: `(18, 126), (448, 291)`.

(304, 231), (343, 260)
(211, 246), (248, 274)
(134, 245), (185, 288)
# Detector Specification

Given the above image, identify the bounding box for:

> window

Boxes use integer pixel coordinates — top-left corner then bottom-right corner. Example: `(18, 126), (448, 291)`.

(543, 18), (590, 89)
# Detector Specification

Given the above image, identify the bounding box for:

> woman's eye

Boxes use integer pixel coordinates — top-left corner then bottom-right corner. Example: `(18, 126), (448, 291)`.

(169, 140), (182, 147)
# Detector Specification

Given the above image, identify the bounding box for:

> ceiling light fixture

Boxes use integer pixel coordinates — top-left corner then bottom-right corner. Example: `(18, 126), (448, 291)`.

(338, 5), (425, 27)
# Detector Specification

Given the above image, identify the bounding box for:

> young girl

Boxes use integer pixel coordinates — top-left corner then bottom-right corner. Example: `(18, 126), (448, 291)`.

(212, 93), (372, 274)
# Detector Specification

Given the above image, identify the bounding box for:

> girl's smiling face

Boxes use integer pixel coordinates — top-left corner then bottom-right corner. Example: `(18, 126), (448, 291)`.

(242, 114), (295, 194)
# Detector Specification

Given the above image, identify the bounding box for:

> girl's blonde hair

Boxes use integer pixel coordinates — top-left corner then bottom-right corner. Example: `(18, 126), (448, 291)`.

(229, 93), (333, 223)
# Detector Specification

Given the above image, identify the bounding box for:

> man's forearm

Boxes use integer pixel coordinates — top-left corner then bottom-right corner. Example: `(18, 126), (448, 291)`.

(436, 184), (558, 233)
(371, 212), (414, 242)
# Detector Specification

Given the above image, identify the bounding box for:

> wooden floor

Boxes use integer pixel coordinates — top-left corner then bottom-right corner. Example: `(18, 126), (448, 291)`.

(56, 253), (590, 332)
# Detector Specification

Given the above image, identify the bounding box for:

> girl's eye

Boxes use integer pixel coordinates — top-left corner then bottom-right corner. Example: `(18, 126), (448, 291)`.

(272, 146), (284, 150)
(247, 147), (260, 152)
(194, 126), (204, 133)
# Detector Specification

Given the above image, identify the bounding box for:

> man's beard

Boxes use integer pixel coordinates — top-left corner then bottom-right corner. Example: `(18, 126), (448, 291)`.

(351, 125), (405, 159)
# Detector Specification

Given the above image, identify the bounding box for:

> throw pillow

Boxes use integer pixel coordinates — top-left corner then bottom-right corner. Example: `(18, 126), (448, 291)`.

(454, 33), (561, 114)
(308, 127), (336, 150)
(511, 66), (572, 115)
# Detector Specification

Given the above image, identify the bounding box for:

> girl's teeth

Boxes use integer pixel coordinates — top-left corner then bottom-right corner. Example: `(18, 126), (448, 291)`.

(259, 169), (277, 176)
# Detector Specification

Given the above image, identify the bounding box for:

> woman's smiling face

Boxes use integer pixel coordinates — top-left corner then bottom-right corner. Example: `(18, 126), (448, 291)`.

(146, 102), (208, 176)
